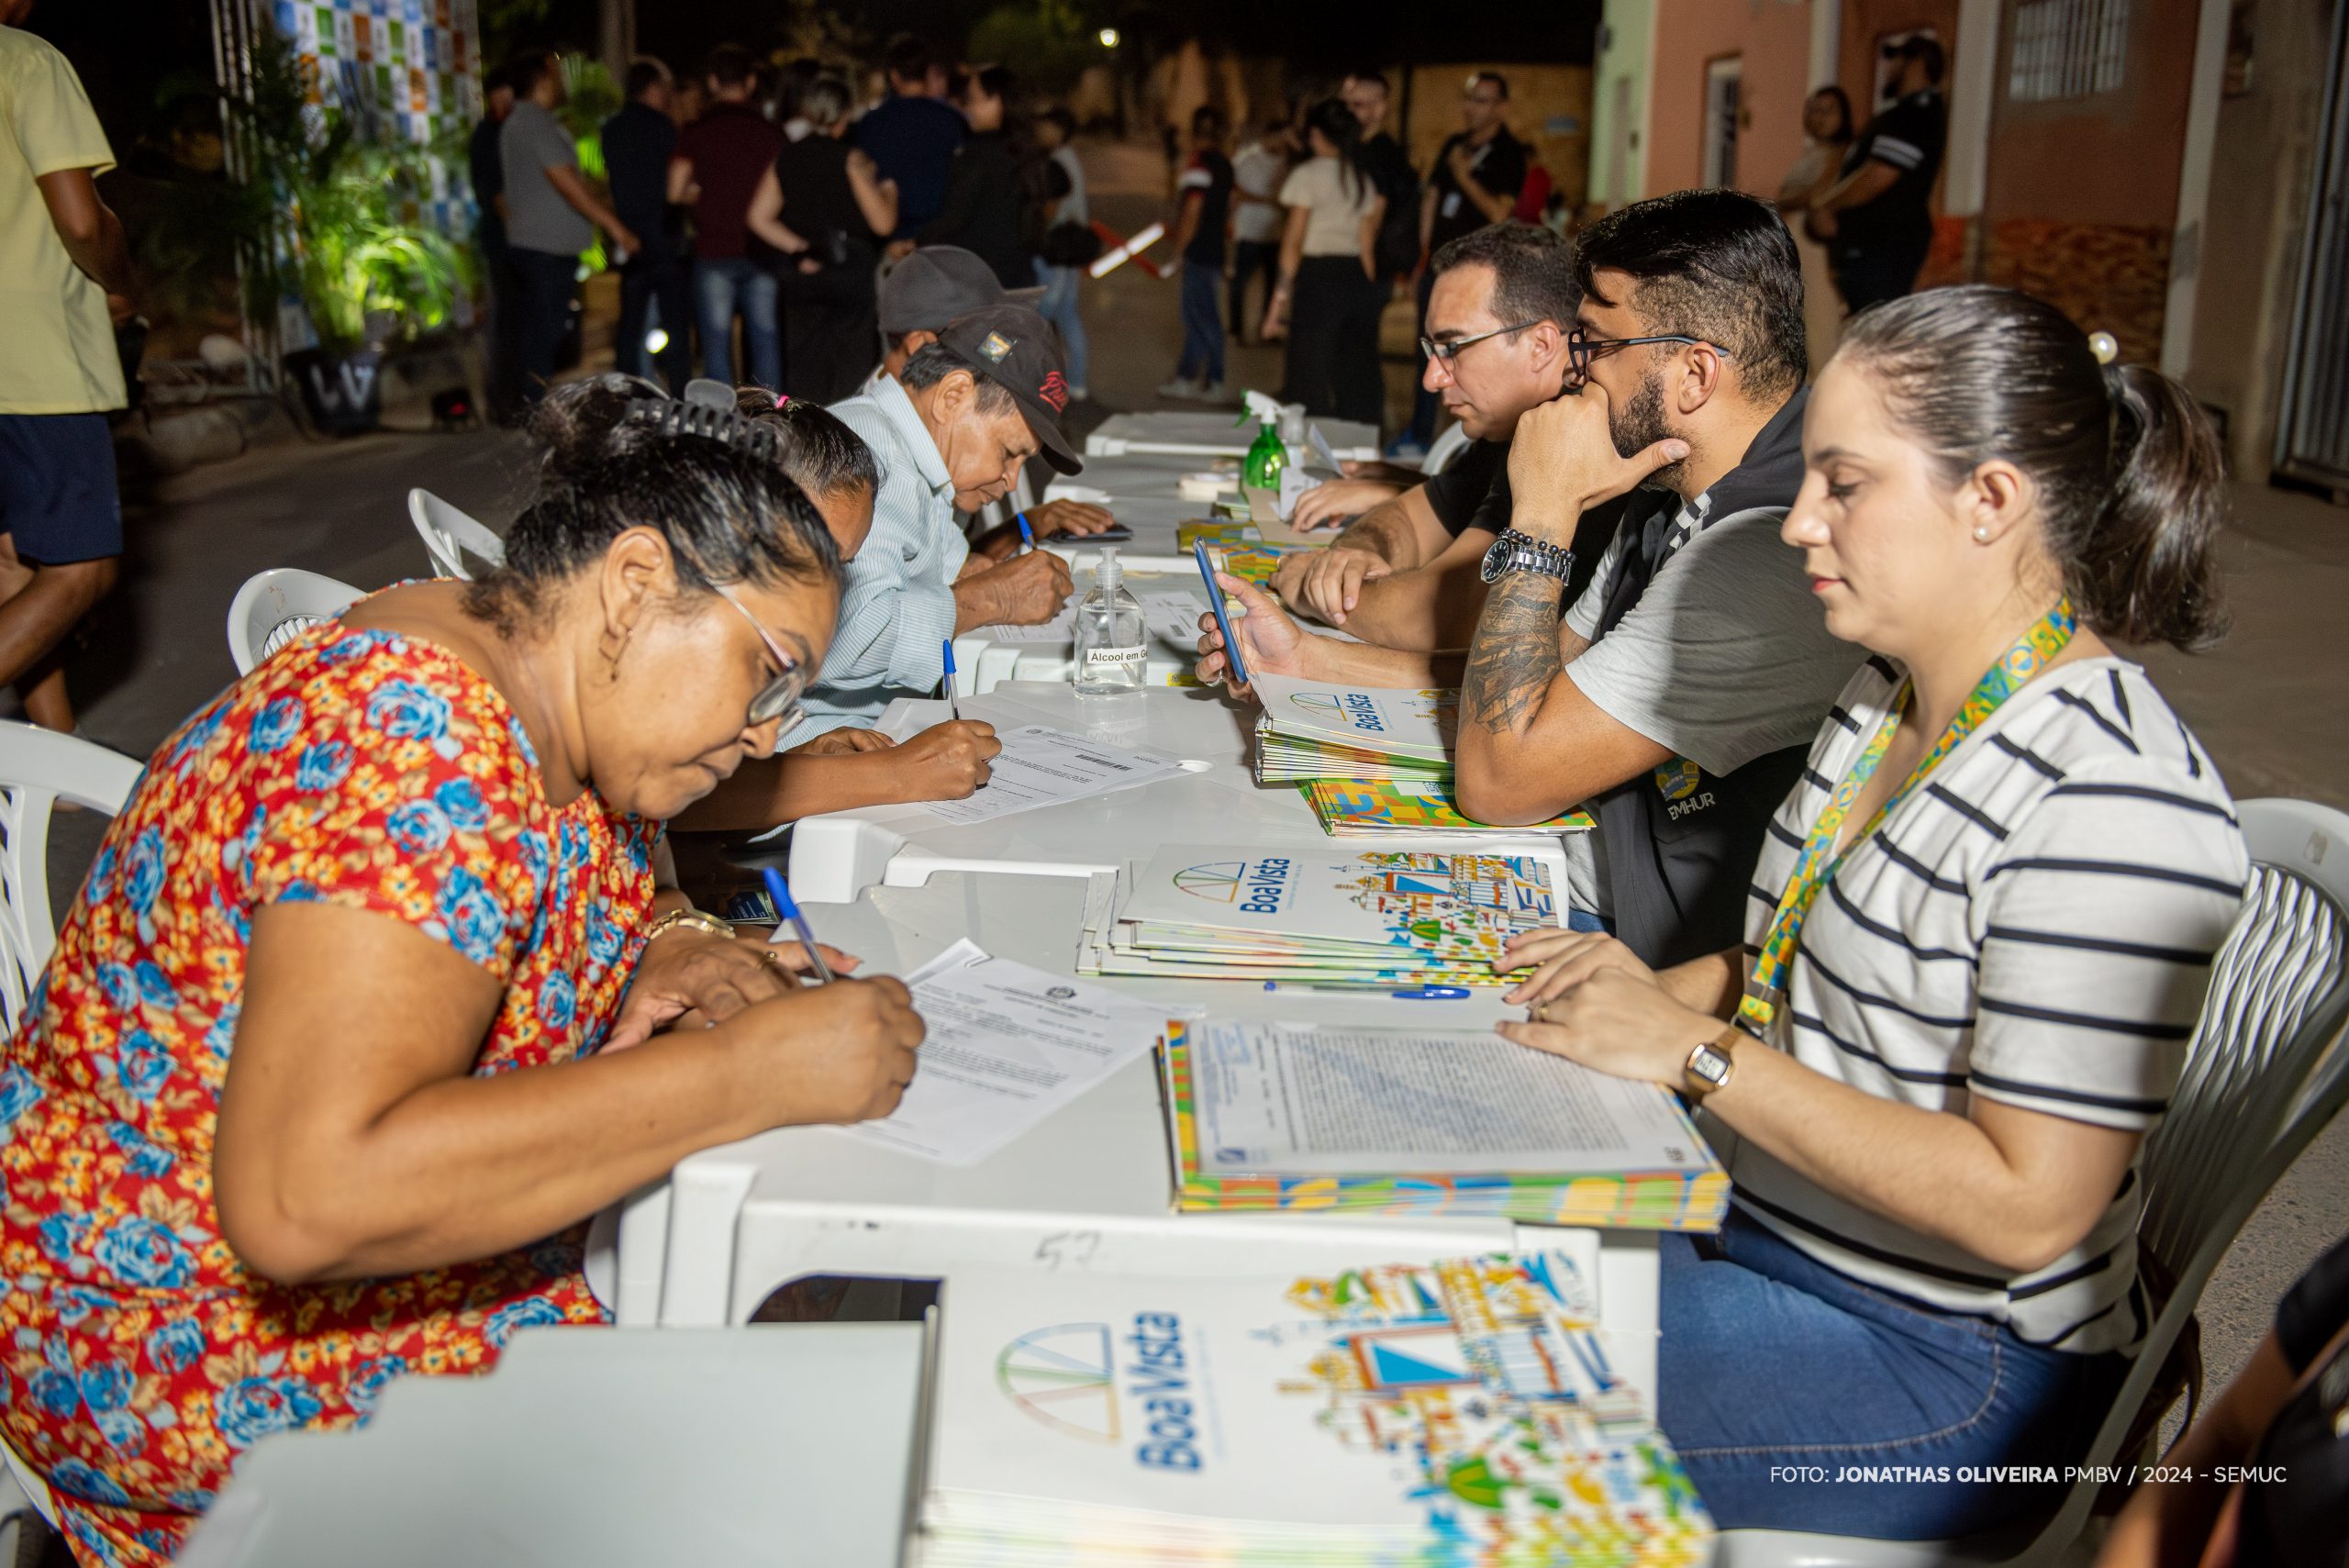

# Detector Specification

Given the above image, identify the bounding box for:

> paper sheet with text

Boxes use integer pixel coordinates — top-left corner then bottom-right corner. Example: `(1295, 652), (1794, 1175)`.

(905, 723), (1187, 826)
(836, 940), (1187, 1165)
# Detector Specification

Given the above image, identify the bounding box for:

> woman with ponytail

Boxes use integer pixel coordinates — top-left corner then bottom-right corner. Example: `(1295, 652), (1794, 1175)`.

(1493, 288), (2247, 1538)
(1264, 95), (1387, 424)
(0, 374), (926, 1563)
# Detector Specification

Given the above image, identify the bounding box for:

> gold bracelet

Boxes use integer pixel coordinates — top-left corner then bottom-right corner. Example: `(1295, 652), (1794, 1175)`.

(644, 907), (736, 944)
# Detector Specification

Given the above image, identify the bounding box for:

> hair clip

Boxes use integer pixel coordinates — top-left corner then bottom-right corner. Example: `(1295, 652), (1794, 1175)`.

(2087, 331), (2120, 366)
(629, 396), (782, 461)
(775, 393), (790, 407)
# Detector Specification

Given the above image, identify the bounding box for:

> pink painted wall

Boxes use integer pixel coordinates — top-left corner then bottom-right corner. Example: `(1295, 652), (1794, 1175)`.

(1982, 0), (2200, 229)
(1647, 0), (1819, 200)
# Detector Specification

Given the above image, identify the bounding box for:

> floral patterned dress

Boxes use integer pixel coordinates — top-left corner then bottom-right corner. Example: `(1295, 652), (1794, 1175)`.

(0, 622), (662, 1566)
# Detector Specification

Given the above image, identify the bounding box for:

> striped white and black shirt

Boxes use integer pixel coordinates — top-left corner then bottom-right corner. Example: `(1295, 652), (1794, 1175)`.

(1721, 656), (2248, 1355)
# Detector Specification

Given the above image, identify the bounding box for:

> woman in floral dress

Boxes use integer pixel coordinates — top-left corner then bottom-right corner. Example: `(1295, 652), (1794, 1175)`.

(0, 376), (925, 1564)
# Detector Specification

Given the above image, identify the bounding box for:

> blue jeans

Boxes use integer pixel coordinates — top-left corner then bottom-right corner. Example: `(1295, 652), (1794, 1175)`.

(1033, 259), (1089, 393)
(1176, 259), (1223, 384)
(1660, 1211), (2124, 1537)
(694, 258), (780, 390)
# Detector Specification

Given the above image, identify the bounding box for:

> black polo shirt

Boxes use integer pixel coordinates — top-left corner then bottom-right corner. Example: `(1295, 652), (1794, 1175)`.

(1428, 129), (1527, 251)
(1838, 89), (1945, 256)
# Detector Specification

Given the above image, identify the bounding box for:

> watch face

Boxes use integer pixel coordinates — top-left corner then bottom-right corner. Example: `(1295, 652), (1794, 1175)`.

(1480, 535), (1512, 584)
(1691, 1046), (1731, 1087)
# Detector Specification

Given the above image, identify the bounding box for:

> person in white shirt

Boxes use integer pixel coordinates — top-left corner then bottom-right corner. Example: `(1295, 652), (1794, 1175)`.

(1497, 287), (2246, 1540)
(1228, 116), (1293, 347)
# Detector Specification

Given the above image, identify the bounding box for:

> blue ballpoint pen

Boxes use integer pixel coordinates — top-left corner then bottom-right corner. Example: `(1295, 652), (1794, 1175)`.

(941, 639), (962, 720)
(761, 867), (834, 984)
(1261, 982), (1470, 999)
(1015, 511), (1036, 553)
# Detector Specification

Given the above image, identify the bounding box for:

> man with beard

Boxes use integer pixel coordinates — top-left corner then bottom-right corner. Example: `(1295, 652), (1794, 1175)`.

(1194, 190), (1859, 962)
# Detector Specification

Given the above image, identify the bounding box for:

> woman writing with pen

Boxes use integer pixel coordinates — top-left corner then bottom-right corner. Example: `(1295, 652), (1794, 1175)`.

(0, 375), (923, 1563)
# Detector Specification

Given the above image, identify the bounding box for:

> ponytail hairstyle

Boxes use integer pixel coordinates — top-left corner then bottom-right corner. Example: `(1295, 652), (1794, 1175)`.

(465, 373), (843, 636)
(1303, 96), (1369, 206)
(731, 387), (881, 506)
(1832, 286), (2229, 651)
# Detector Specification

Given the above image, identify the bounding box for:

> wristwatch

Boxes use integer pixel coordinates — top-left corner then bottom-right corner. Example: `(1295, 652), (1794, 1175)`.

(1480, 528), (1575, 585)
(1682, 1025), (1740, 1104)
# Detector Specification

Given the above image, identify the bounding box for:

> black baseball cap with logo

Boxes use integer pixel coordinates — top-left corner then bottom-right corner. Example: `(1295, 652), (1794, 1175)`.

(938, 305), (1084, 476)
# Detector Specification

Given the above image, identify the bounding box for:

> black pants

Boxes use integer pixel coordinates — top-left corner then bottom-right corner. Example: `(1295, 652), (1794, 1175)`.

(510, 247), (579, 405)
(1407, 265), (1440, 445)
(481, 238), (524, 419)
(1280, 255), (1386, 428)
(1833, 242), (1930, 315)
(780, 264), (880, 405)
(617, 253), (692, 393)
(1229, 239), (1278, 342)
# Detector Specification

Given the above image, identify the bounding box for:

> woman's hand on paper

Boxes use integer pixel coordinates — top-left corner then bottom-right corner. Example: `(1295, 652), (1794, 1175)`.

(1500, 929), (1657, 1005)
(789, 727), (897, 757)
(607, 921), (865, 1051)
(1497, 965), (1715, 1088)
(894, 720), (1002, 801)
(1194, 572), (1317, 697)
(729, 976), (926, 1125)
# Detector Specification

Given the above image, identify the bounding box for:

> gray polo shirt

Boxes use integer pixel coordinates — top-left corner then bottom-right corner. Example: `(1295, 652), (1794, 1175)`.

(501, 100), (592, 257)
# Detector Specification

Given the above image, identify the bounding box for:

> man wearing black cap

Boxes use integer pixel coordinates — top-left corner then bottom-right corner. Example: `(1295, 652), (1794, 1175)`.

(859, 244), (1112, 546)
(1810, 35), (1947, 311)
(785, 304), (1084, 741)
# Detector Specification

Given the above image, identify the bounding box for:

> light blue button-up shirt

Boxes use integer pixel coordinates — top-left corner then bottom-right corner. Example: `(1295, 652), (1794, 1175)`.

(788, 375), (970, 740)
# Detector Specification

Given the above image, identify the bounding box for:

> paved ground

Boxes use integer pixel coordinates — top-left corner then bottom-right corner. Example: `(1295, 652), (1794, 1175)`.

(15, 136), (2343, 1405)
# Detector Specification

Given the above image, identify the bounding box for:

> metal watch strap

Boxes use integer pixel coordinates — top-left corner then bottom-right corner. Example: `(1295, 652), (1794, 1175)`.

(1495, 528), (1573, 583)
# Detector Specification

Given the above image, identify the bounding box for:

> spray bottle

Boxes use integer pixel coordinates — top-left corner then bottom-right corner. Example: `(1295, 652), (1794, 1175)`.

(1074, 546), (1147, 694)
(1238, 391), (1290, 492)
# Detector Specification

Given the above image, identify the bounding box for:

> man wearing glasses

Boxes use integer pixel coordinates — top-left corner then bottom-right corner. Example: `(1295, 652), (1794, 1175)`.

(1199, 191), (1858, 967)
(1273, 221), (1612, 648)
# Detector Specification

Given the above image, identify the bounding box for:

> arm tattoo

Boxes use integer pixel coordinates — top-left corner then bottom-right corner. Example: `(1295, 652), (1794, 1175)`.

(1463, 573), (1566, 736)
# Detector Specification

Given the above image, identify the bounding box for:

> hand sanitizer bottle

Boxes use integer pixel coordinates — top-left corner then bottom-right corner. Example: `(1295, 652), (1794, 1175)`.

(1074, 546), (1146, 694)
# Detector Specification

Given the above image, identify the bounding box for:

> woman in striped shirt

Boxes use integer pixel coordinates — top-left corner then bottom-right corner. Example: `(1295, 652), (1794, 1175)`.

(1500, 287), (2247, 1538)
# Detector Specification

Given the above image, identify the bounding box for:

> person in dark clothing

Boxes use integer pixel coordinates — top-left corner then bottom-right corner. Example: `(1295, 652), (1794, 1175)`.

(468, 65), (521, 419)
(747, 74), (899, 403)
(499, 51), (638, 406)
(854, 37), (966, 241)
(1406, 71), (1527, 451)
(670, 43), (784, 388)
(1264, 97), (1386, 427)
(1160, 106), (1234, 401)
(913, 65), (1031, 290)
(600, 57), (689, 392)
(1811, 35), (1948, 313)
(1342, 70), (1421, 289)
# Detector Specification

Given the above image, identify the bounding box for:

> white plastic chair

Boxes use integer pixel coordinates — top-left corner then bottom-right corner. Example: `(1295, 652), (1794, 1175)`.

(0, 721), (143, 1530)
(406, 488), (505, 581)
(225, 568), (364, 676)
(1712, 796), (2349, 1568)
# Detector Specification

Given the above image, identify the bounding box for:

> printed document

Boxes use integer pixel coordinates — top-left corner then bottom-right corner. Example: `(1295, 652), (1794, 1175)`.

(1139, 589), (1211, 647)
(973, 606), (1077, 644)
(839, 940), (1184, 1165)
(908, 724), (1186, 826)
(1188, 1019), (1708, 1175)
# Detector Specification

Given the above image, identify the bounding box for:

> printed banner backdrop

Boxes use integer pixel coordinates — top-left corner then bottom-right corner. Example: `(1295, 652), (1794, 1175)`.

(273, 0), (483, 243)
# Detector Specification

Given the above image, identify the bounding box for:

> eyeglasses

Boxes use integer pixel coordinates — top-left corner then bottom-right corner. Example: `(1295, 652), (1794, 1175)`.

(713, 584), (808, 732)
(1419, 319), (1545, 364)
(1566, 325), (1732, 384)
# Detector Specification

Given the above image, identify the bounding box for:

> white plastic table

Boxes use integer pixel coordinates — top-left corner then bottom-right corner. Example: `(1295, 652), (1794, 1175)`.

(612, 871), (1661, 1403)
(179, 1323), (925, 1568)
(948, 569), (1210, 696)
(1084, 410), (1378, 462)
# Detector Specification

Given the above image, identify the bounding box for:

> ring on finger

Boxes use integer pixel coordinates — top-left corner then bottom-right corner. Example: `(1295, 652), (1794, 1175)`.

(1531, 1000), (1550, 1023)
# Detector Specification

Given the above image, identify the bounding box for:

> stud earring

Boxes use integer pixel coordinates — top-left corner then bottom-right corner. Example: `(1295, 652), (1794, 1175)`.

(1973, 526), (1990, 542)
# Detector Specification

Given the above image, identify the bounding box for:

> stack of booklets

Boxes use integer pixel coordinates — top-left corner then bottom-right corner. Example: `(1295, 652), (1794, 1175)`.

(921, 1251), (1714, 1567)
(1077, 843), (1555, 986)
(1178, 519), (1308, 585)
(1252, 675), (1592, 839)
(1158, 1017), (1730, 1231)
(1302, 778), (1594, 840)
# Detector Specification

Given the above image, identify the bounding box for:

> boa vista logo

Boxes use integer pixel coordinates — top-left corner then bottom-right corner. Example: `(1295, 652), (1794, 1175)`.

(1172, 861), (1246, 902)
(1038, 371), (1070, 412)
(1174, 858), (1292, 913)
(996, 1315), (1204, 1470)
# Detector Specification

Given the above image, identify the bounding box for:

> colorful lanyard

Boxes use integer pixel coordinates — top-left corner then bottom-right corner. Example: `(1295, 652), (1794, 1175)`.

(1739, 599), (2077, 1030)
